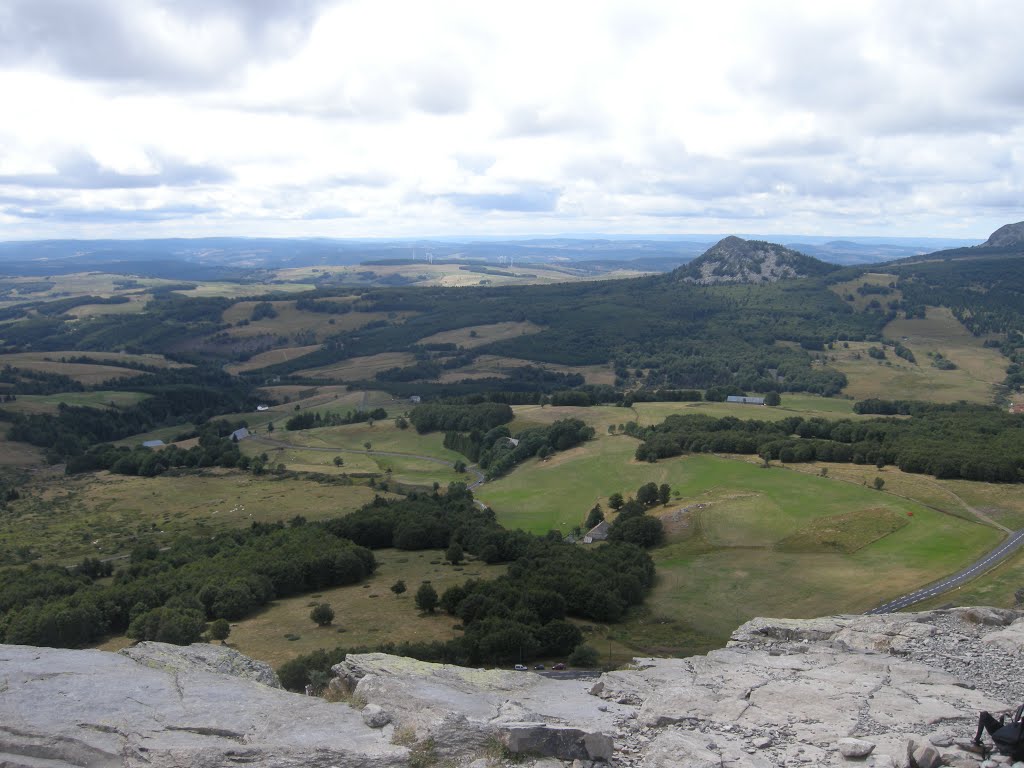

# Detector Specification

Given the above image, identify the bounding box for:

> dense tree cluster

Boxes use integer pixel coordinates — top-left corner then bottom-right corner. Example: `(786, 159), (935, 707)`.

(409, 402), (514, 434)
(0, 522), (376, 648)
(0, 365), (85, 395)
(634, 404), (1024, 482)
(6, 368), (257, 462)
(275, 536), (655, 691)
(474, 418), (595, 479)
(285, 407), (387, 431)
(323, 485), (505, 553)
(64, 420), (248, 476)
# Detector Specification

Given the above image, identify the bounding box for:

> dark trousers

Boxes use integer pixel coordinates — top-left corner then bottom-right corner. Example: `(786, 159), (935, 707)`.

(976, 711), (1005, 742)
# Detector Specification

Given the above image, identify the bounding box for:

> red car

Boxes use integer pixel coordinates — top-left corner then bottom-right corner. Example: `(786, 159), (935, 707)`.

(552, 663), (566, 670)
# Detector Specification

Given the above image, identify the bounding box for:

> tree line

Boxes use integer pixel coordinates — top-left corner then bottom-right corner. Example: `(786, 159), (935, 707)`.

(633, 403), (1024, 482)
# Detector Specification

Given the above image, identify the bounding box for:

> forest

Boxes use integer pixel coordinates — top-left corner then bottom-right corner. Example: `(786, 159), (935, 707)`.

(634, 402), (1024, 482)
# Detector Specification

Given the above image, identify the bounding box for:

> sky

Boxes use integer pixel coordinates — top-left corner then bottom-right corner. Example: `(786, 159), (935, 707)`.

(0, 0), (1021, 241)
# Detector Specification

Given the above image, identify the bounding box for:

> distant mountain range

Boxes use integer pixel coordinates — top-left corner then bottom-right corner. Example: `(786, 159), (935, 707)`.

(0, 232), (985, 279)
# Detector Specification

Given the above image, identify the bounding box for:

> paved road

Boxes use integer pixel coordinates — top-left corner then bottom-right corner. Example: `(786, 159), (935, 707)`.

(867, 528), (1024, 614)
(247, 434), (486, 489)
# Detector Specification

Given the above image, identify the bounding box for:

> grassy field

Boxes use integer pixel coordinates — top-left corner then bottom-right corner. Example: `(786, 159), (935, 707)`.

(0, 468), (392, 566)
(476, 436), (1001, 658)
(269, 262), (650, 289)
(222, 551), (507, 668)
(68, 295), (150, 317)
(225, 344), (323, 375)
(244, 420), (466, 487)
(0, 391), (150, 415)
(0, 433), (43, 467)
(416, 321), (544, 349)
(825, 307), (1005, 403)
(829, 272), (901, 311)
(298, 352), (418, 381)
(221, 300), (410, 343)
(0, 350), (187, 386)
(173, 282), (316, 299)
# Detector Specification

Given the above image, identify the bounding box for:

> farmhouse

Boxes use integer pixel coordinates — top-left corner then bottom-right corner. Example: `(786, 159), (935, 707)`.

(582, 520), (610, 544)
(726, 395), (765, 405)
(230, 427), (250, 442)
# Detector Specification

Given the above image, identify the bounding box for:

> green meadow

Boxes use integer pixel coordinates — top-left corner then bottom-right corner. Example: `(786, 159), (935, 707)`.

(476, 436), (1002, 658)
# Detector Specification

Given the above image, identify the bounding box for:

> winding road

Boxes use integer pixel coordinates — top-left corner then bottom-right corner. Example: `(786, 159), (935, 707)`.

(866, 527), (1024, 614)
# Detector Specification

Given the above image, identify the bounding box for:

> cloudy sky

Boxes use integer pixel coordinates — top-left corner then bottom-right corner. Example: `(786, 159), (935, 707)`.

(0, 0), (1021, 240)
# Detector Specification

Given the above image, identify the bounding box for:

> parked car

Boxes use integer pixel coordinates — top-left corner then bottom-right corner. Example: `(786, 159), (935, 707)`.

(514, 664), (528, 671)
(534, 664), (545, 670)
(552, 663), (566, 670)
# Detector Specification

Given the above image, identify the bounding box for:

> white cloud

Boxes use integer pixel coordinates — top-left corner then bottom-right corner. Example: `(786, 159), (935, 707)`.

(0, 0), (1021, 239)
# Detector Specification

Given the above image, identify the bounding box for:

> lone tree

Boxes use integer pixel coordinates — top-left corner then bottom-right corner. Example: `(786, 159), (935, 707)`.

(658, 483), (671, 505)
(208, 618), (231, 644)
(608, 492), (624, 511)
(415, 583), (439, 613)
(333, 456), (344, 467)
(636, 482), (659, 507)
(390, 579), (407, 596)
(764, 391), (781, 406)
(585, 503), (604, 529)
(445, 542), (464, 565)
(873, 476), (885, 491)
(310, 603), (335, 626)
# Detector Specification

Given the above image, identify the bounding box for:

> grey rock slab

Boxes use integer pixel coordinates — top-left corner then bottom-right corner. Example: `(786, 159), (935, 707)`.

(120, 640), (281, 688)
(0, 644), (406, 768)
(333, 653), (621, 757)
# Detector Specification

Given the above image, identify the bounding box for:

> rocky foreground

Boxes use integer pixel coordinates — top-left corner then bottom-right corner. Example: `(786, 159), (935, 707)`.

(4, 608), (1024, 767)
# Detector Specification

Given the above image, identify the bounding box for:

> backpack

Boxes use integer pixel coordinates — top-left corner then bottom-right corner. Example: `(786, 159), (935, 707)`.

(992, 704), (1024, 758)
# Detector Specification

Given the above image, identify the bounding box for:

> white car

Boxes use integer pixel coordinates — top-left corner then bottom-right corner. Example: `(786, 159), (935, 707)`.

(513, 664), (528, 671)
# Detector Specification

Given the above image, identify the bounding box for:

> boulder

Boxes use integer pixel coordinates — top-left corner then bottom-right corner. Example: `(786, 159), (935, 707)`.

(837, 737), (875, 758)
(499, 724), (613, 761)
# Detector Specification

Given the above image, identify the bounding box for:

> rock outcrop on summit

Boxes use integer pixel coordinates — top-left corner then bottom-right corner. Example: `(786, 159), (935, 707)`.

(982, 221), (1024, 248)
(3, 608), (1024, 767)
(677, 236), (837, 285)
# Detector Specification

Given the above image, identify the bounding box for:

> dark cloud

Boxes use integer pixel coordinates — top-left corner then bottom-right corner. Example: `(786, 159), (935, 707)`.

(0, 150), (232, 189)
(444, 188), (560, 212)
(0, 0), (324, 86)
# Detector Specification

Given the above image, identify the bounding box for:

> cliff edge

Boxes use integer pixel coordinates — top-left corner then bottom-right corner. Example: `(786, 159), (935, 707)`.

(3, 608), (1024, 767)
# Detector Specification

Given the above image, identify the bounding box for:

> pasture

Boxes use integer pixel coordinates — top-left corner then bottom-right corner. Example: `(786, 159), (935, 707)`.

(225, 344), (323, 375)
(416, 321), (544, 349)
(0, 468), (392, 566)
(297, 352), (418, 381)
(226, 551), (507, 668)
(826, 307), (1005, 403)
(476, 438), (1000, 656)
(0, 391), (150, 416)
